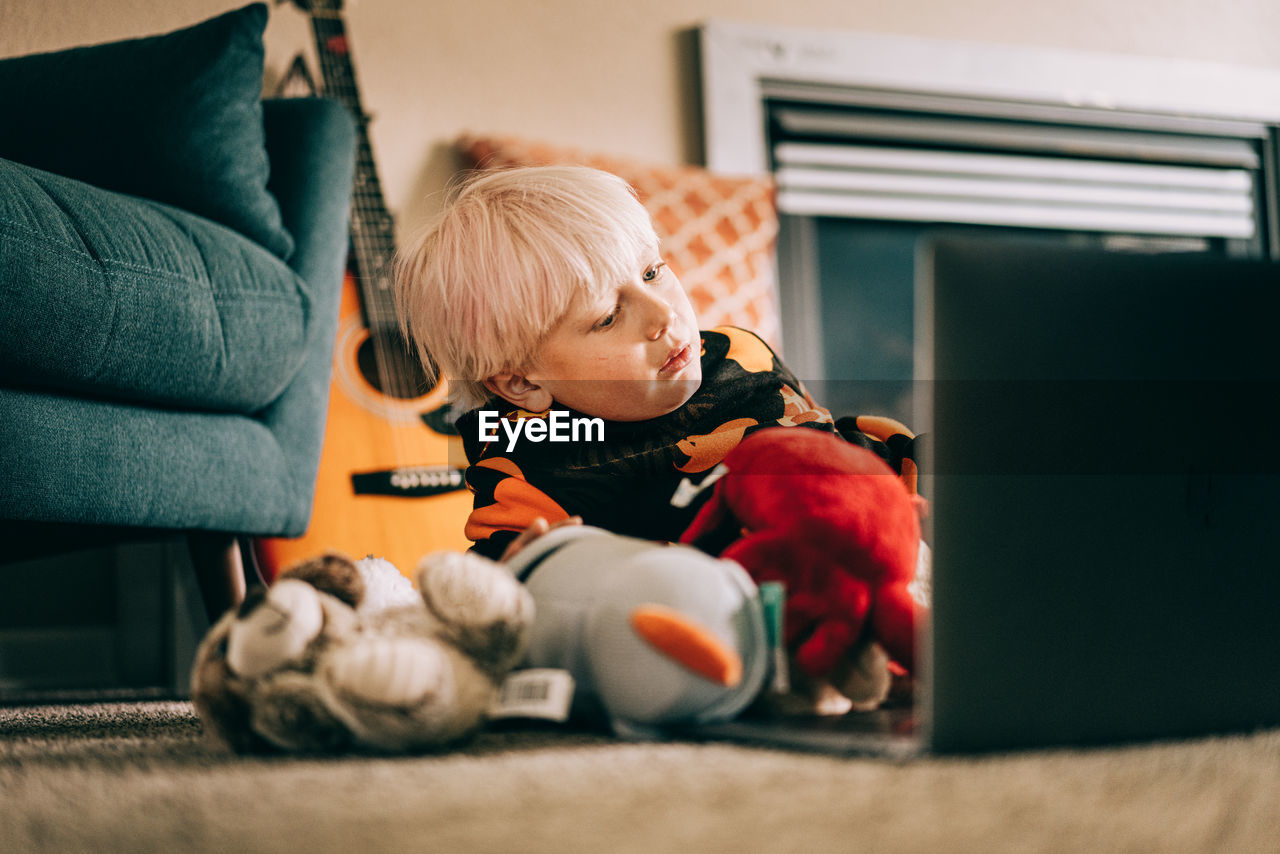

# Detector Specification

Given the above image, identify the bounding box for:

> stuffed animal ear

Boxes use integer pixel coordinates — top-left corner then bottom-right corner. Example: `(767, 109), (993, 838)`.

(416, 550), (534, 675)
(279, 552), (366, 608)
(189, 613), (264, 753)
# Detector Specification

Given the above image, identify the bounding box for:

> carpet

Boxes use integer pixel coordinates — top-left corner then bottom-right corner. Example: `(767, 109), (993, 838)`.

(2, 701), (1278, 853)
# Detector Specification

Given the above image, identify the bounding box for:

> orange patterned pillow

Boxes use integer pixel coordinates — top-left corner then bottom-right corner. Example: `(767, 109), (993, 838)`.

(457, 135), (782, 349)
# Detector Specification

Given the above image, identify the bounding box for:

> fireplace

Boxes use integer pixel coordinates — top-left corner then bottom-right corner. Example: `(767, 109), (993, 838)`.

(698, 21), (1280, 424)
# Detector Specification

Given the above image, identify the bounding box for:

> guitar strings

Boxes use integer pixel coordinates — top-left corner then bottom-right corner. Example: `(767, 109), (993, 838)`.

(313, 14), (422, 474)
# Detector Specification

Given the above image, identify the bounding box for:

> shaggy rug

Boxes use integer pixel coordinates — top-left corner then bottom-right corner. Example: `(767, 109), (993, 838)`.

(2, 701), (1278, 853)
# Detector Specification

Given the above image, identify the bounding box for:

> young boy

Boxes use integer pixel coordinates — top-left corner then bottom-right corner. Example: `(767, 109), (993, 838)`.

(396, 165), (838, 560)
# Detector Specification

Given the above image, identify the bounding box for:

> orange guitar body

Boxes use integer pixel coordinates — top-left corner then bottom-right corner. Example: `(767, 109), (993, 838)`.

(254, 274), (474, 581)
(258, 3), (474, 581)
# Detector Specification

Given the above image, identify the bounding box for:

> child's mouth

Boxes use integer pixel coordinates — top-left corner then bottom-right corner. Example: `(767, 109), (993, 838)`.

(660, 343), (693, 375)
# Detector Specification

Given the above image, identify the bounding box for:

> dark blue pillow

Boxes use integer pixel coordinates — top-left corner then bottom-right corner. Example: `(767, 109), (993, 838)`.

(0, 3), (293, 259)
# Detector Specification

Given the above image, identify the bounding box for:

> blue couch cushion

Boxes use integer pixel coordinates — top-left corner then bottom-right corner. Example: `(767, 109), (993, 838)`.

(0, 157), (310, 413)
(0, 3), (292, 260)
(0, 387), (303, 533)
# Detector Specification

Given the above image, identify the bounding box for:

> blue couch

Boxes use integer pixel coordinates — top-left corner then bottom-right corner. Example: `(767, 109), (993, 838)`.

(0, 4), (356, 620)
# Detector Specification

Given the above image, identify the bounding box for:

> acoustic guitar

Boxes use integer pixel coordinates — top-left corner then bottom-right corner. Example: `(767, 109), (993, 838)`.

(255, 0), (472, 580)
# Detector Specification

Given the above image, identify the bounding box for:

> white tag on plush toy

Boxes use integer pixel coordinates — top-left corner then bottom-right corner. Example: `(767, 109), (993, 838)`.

(488, 668), (575, 722)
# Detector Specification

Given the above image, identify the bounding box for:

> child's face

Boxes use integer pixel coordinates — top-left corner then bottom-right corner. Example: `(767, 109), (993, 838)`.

(524, 257), (702, 421)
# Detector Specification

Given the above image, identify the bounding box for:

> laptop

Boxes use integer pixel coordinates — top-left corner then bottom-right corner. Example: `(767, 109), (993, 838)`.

(679, 236), (1280, 755)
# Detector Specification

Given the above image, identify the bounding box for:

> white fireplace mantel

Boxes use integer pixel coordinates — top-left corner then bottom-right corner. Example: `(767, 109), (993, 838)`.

(700, 19), (1280, 175)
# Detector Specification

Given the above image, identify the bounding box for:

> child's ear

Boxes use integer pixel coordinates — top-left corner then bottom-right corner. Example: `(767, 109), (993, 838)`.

(483, 373), (553, 412)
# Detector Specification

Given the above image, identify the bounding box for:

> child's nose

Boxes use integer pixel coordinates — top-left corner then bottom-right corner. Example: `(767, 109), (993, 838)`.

(641, 290), (676, 340)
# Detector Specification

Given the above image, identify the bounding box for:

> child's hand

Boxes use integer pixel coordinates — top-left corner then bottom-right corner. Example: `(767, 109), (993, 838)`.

(500, 516), (583, 562)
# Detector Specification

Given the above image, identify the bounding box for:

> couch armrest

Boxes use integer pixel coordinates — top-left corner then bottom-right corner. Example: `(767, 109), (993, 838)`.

(258, 98), (357, 533)
(263, 97), (357, 288)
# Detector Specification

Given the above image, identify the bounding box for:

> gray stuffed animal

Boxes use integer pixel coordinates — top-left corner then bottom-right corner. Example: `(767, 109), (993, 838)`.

(190, 550), (533, 753)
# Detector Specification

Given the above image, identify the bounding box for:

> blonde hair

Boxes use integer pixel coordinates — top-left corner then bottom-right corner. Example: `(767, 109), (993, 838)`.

(395, 165), (660, 412)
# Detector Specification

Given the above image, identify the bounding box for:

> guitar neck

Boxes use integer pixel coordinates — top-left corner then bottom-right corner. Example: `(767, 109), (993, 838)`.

(309, 12), (399, 333)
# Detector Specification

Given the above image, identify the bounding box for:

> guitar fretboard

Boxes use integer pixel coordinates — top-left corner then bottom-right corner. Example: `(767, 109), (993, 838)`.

(310, 12), (399, 334)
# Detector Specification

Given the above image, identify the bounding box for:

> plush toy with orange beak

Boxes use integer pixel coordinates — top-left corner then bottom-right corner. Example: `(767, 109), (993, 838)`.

(500, 525), (769, 737)
(679, 425), (927, 711)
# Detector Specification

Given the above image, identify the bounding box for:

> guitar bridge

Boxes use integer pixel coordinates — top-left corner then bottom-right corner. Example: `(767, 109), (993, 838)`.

(351, 466), (466, 497)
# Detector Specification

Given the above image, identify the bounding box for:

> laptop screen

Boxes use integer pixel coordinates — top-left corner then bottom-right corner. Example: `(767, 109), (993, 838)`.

(916, 237), (1280, 752)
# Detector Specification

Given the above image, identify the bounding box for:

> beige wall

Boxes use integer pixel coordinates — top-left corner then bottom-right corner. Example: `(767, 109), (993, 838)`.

(4, 0), (1279, 245)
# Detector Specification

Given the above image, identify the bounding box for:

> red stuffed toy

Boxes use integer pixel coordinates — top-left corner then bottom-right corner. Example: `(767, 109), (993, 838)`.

(679, 425), (926, 708)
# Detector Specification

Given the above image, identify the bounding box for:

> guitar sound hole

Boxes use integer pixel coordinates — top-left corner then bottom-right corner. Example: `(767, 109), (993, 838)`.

(357, 335), (436, 400)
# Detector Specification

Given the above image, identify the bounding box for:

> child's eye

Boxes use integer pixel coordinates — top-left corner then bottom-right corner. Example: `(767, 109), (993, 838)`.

(643, 262), (667, 283)
(595, 306), (620, 330)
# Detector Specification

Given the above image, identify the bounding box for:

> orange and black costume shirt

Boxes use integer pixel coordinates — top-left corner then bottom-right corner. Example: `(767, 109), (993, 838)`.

(456, 327), (836, 559)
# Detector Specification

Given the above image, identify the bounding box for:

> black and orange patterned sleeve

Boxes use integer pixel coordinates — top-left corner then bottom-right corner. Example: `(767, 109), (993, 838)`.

(463, 455), (574, 560)
(713, 326), (836, 433)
